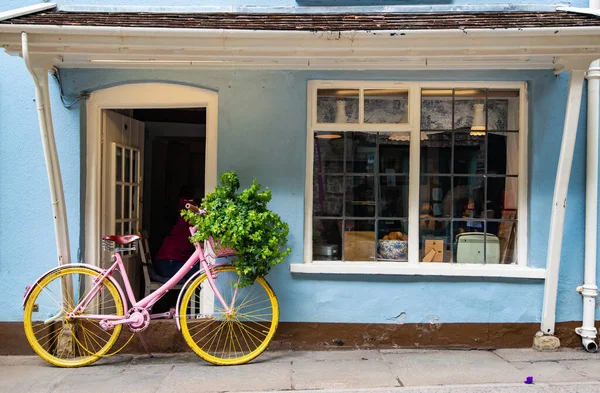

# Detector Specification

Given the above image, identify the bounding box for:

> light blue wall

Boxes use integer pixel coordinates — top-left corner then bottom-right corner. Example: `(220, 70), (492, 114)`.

(0, 65), (591, 324)
(0, 55), (81, 321)
(0, 0), (594, 325)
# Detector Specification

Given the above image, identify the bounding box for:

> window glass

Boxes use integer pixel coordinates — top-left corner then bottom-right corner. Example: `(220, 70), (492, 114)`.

(419, 88), (519, 264)
(312, 131), (410, 262)
(364, 89), (409, 124)
(309, 84), (522, 266)
(317, 89), (359, 124)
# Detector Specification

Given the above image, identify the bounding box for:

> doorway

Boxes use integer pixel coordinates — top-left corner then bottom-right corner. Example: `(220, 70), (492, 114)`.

(85, 83), (218, 299)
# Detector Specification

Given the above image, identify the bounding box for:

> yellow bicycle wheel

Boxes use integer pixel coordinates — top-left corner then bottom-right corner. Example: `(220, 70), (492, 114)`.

(180, 265), (279, 365)
(23, 266), (124, 367)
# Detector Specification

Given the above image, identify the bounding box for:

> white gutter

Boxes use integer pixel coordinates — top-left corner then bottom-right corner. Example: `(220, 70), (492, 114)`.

(575, 0), (600, 353)
(540, 69), (586, 338)
(2, 23), (600, 38)
(21, 32), (72, 269)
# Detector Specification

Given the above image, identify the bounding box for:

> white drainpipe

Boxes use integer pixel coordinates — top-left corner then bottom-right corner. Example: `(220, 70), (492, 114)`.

(541, 70), (586, 337)
(21, 32), (72, 269)
(576, 0), (600, 353)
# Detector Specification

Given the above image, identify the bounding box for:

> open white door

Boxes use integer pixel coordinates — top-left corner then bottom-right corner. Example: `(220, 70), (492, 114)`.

(101, 110), (145, 297)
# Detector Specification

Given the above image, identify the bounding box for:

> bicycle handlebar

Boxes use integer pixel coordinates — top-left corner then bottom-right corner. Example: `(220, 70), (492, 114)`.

(185, 203), (207, 215)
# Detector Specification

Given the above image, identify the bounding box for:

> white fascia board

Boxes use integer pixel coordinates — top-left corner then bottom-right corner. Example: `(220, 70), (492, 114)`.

(290, 262), (546, 279)
(0, 3), (56, 22)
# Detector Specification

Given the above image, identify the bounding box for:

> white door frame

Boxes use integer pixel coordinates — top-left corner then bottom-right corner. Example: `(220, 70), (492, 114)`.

(85, 82), (218, 269)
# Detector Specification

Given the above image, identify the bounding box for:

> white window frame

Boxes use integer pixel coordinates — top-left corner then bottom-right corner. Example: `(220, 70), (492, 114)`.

(294, 80), (543, 279)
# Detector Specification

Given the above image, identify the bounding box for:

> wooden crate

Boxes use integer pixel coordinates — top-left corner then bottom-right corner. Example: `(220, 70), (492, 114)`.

(344, 231), (375, 261)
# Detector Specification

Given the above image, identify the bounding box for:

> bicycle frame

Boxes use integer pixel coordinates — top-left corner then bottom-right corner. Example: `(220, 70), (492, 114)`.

(69, 236), (238, 326)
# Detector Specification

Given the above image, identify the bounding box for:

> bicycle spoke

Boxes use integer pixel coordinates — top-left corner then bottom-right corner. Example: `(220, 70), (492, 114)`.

(24, 268), (124, 367)
(180, 266), (277, 365)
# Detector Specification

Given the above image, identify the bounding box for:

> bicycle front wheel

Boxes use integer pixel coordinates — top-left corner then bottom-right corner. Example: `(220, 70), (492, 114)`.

(180, 265), (279, 365)
(23, 266), (124, 367)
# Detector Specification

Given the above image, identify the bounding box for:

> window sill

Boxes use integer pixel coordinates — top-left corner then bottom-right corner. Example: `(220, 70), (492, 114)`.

(290, 262), (545, 279)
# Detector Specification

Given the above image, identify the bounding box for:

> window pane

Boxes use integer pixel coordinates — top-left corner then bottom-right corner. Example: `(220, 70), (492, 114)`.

(420, 225), (450, 263)
(455, 228), (500, 264)
(421, 89), (453, 131)
(115, 222), (122, 236)
(115, 146), (123, 182)
(124, 221), (130, 235)
(317, 89), (359, 124)
(419, 175), (451, 218)
(420, 131), (452, 174)
(314, 132), (344, 173)
(451, 177), (485, 219)
(454, 132), (485, 175)
(343, 220), (375, 261)
(453, 89), (486, 131)
(132, 150), (138, 181)
(498, 218), (517, 264)
(488, 89), (520, 131)
(132, 186), (138, 219)
(345, 176), (375, 217)
(313, 174), (344, 217)
(364, 89), (409, 124)
(346, 132), (376, 173)
(115, 185), (122, 220)
(377, 220), (408, 262)
(487, 177), (518, 218)
(124, 149), (131, 183)
(124, 185), (130, 219)
(313, 219), (342, 261)
(379, 132), (410, 174)
(488, 132), (519, 177)
(379, 176), (409, 218)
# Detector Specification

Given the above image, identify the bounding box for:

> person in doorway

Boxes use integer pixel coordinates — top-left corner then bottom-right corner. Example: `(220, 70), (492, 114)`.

(153, 189), (197, 282)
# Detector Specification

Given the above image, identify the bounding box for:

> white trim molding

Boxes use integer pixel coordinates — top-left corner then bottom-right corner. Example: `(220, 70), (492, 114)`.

(290, 262), (545, 279)
(85, 83), (218, 268)
(302, 80), (534, 278)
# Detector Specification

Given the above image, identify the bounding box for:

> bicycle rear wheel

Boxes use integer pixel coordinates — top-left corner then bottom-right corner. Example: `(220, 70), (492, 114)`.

(179, 265), (279, 365)
(23, 266), (124, 367)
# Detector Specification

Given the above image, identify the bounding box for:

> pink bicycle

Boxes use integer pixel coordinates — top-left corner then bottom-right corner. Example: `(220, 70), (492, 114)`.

(22, 205), (279, 367)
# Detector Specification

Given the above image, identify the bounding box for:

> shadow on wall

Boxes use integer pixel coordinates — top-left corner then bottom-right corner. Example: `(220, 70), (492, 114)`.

(297, 0), (453, 5)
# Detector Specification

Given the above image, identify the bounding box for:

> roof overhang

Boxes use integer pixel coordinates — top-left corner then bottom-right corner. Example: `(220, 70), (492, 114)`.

(1, 5), (600, 72)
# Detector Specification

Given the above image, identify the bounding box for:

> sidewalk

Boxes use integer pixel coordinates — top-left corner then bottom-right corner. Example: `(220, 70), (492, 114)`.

(2, 348), (600, 393)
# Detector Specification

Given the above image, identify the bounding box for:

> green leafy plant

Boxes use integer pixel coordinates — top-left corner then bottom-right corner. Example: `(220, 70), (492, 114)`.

(182, 171), (291, 287)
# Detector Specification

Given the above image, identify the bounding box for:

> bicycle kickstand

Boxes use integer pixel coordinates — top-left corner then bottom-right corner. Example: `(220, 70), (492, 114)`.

(136, 332), (153, 358)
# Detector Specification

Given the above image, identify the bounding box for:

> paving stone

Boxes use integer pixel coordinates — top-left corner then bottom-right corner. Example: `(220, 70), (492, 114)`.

(52, 364), (169, 393)
(560, 360), (600, 381)
(314, 349), (384, 362)
(157, 361), (292, 392)
(247, 382), (600, 393)
(0, 365), (71, 393)
(256, 350), (316, 363)
(0, 355), (47, 366)
(386, 350), (523, 386)
(511, 361), (592, 383)
(129, 352), (200, 365)
(292, 359), (399, 390)
(494, 348), (599, 362)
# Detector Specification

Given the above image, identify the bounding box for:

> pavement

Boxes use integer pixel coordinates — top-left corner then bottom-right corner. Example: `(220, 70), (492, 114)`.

(2, 348), (600, 393)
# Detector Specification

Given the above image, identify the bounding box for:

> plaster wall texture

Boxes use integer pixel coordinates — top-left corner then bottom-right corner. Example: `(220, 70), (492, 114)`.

(0, 62), (595, 326)
(0, 0), (590, 11)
